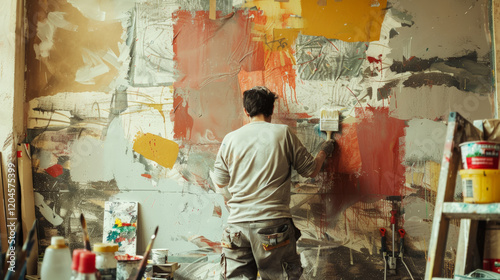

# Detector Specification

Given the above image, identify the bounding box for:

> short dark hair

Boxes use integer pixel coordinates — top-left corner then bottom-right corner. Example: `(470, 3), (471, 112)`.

(243, 86), (278, 117)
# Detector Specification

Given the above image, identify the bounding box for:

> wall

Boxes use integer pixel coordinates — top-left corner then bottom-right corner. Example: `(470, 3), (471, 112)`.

(23, 0), (495, 279)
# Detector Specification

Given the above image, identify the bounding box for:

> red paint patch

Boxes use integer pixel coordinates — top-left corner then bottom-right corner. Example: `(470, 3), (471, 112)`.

(141, 174), (152, 179)
(45, 164), (64, 178)
(171, 95), (193, 140)
(172, 10), (261, 142)
(356, 107), (406, 197)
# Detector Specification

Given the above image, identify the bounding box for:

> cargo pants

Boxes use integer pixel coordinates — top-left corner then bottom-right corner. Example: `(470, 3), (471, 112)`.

(220, 218), (303, 280)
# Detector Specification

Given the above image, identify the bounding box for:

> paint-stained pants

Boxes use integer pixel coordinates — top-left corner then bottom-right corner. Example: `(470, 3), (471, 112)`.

(220, 218), (303, 280)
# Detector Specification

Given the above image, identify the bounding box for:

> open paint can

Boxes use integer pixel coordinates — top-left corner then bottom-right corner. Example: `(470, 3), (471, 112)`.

(116, 255), (142, 280)
(460, 141), (500, 169)
(151, 249), (169, 264)
(459, 169), (500, 203)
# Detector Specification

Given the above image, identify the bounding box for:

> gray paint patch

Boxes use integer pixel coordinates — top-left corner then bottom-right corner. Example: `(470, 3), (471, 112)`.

(389, 85), (494, 122)
(389, 0), (491, 60)
(295, 35), (367, 81)
(405, 119), (446, 164)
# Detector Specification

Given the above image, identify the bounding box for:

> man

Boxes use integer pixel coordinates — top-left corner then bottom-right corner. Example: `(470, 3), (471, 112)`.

(211, 86), (335, 280)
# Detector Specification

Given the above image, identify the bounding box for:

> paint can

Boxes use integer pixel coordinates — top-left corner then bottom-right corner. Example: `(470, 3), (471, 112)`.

(151, 249), (169, 264)
(459, 169), (500, 203)
(460, 141), (500, 169)
(115, 255), (142, 280)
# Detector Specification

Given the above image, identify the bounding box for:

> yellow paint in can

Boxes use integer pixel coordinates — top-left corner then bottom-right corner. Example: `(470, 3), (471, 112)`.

(459, 169), (500, 204)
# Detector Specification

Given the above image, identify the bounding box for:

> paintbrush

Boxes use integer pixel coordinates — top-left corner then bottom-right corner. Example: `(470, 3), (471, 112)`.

(133, 226), (159, 280)
(320, 108), (339, 139)
(80, 213), (92, 251)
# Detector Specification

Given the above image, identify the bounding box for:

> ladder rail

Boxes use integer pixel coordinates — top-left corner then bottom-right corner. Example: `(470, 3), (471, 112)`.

(425, 112), (482, 279)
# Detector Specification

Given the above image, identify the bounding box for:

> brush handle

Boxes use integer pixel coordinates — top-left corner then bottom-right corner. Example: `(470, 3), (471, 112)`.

(326, 131), (332, 140)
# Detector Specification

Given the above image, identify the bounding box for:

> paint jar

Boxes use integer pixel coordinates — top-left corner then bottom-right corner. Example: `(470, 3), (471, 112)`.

(41, 236), (72, 280)
(460, 141), (500, 169)
(459, 169), (500, 203)
(116, 255), (142, 280)
(151, 249), (169, 264)
(94, 243), (119, 280)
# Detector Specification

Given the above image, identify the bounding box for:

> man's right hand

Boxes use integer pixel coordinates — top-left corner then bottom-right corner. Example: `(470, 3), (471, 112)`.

(320, 139), (335, 157)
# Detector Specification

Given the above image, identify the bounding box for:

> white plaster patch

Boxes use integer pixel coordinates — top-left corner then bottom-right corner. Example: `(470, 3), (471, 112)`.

(70, 117), (149, 190)
(28, 91), (112, 129)
(120, 86), (175, 142)
(34, 12), (78, 59)
(75, 48), (110, 85)
(110, 180), (228, 254)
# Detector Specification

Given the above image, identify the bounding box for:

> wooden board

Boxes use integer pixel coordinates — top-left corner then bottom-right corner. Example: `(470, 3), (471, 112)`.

(442, 203), (500, 220)
(17, 144), (38, 275)
(0, 152), (8, 251)
(424, 112), (482, 279)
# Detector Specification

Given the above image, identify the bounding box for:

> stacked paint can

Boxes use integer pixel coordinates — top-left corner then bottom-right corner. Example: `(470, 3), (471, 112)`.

(483, 222), (500, 273)
(459, 141), (500, 203)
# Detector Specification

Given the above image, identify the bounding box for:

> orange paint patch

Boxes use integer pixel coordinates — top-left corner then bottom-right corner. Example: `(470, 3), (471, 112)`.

(301, 0), (387, 42)
(133, 133), (179, 168)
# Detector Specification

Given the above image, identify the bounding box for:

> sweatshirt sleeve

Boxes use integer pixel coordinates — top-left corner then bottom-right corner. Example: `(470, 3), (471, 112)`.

(212, 141), (230, 186)
(286, 127), (316, 177)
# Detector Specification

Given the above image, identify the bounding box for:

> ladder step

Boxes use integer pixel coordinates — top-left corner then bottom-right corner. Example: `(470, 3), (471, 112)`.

(442, 202), (500, 220)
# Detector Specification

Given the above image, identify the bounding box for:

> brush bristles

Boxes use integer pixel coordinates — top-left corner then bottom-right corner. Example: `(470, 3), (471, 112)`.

(320, 109), (340, 132)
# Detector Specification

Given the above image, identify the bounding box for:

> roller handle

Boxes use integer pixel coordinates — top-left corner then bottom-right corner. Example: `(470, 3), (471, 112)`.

(398, 229), (406, 254)
(379, 228), (387, 253)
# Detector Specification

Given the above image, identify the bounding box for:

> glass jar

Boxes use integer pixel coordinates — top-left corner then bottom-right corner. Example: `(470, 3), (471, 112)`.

(93, 243), (118, 280)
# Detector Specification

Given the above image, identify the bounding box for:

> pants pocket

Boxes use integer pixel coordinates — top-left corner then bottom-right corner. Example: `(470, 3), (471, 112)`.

(257, 221), (291, 251)
(221, 226), (242, 249)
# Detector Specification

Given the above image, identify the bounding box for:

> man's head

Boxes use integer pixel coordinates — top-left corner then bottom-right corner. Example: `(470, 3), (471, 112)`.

(243, 86), (278, 118)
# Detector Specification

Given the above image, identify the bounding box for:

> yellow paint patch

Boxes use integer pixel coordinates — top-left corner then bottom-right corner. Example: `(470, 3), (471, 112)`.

(301, 0), (387, 42)
(133, 133), (179, 168)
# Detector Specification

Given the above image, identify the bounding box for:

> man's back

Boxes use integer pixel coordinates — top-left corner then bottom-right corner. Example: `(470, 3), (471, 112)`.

(213, 121), (316, 223)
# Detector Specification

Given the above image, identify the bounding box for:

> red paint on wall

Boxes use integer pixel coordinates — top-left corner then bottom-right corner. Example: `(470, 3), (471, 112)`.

(356, 107), (406, 197)
(45, 164), (63, 178)
(171, 95), (193, 140)
(172, 10), (262, 142)
(265, 50), (297, 110)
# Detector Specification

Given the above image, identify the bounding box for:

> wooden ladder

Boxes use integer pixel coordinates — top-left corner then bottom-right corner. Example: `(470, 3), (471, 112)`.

(425, 112), (500, 279)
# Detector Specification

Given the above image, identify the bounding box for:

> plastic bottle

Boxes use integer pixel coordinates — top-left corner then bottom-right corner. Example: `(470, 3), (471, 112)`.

(77, 252), (97, 280)
(94, 243), (118, 280)
(40, 236), (72, 280)
(71, 249), (87, 280)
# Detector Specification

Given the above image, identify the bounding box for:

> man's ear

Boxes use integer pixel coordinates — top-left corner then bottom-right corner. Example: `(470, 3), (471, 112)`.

(244, 108), (250, 117)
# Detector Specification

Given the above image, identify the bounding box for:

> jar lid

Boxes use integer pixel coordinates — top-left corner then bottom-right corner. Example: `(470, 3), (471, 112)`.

(79, 252), (96, 274)
(72, 249), (88, 271)
(51, 236), (65, 246)
(93, 243), (119, 253)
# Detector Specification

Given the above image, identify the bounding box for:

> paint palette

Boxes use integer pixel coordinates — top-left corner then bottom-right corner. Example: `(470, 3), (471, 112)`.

(103, 201), (139, 255)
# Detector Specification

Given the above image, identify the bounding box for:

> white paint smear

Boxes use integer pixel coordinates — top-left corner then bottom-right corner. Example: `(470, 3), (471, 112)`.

(120, 86), (175, 141)
(70, 117), (149, 190)
(68, 0), (141, 21)
(34, 12), (77, 59)
(75, 48), (110, 85)
(111, 182), (227, 254)
(28, 91), (112, 129)
(34, 192), (64, 226)
(129, 0), (178, 86)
